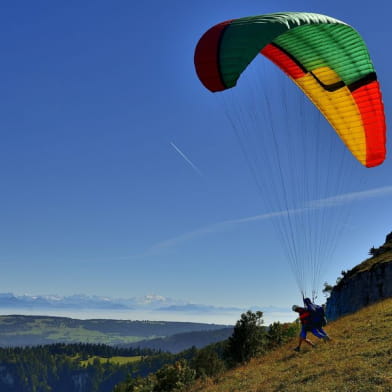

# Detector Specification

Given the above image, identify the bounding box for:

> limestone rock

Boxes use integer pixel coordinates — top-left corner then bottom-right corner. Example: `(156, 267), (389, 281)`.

(326, 231), (392, 320)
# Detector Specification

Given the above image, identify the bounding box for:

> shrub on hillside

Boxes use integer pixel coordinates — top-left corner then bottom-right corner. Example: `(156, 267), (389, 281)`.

(154, 359), (196, 391)
(266, 322), (299, 349)
(117, 360), (195, 392)
(226, 310), (266, 364)
(191, 347), (226, 378)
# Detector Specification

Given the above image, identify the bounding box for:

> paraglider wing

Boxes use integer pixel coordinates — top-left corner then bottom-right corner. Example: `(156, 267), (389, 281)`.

(194, 12), (386, 168)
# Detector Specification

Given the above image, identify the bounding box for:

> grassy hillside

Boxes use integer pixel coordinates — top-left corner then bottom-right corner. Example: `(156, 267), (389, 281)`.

(190, 298), (392, 392)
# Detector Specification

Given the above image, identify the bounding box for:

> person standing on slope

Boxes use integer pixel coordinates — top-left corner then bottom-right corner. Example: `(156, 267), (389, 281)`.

(303, 297), (331, 341)
(292, 305), (328, 352)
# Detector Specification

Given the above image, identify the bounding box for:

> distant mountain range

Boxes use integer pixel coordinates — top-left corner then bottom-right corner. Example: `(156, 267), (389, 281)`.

(0, 292), (292, 326)
(0, 293), (128, 309)
(0, 292), (249, 313)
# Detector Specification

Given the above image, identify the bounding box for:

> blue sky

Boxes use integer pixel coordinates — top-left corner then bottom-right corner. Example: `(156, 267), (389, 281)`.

(0, 0), (391, 322)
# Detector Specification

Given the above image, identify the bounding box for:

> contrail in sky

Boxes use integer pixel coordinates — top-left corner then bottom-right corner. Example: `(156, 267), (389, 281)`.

(145, 185), (392, 254)
(170, 142), (203, 177)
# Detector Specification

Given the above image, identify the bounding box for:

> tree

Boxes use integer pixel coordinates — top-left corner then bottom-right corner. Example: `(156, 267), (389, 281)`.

(153, 360), (195, 392)
(191, 347), (226, 378)
(226, 310), (266, 364)
(323, 282), (334, 297)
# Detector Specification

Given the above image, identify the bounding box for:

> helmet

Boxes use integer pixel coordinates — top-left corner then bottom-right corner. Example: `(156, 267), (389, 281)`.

(292, 305), (299, 311)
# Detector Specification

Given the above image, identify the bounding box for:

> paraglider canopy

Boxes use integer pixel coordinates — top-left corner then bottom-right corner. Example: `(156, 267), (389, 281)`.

(194, 12), (386, 168)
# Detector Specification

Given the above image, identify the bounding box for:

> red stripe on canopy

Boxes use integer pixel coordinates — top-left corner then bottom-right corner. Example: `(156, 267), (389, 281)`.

(261, 44), (306, 80)
(352, 80), (386, 167)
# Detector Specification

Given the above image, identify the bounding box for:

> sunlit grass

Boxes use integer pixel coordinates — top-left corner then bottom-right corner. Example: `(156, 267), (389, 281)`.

(80, 355), (143, 366)
(191, 298), (392, 392)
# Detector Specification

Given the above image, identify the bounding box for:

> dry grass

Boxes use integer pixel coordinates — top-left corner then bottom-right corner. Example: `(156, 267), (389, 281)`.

(348, 242), (392, 277)
(191, 298), (392, 392)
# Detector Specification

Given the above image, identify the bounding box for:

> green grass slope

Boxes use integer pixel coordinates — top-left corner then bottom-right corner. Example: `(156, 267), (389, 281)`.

(191, 298), (392, 392)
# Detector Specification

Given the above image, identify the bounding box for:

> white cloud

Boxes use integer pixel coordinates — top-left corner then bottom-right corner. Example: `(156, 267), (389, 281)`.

(0, 292), (295, 324)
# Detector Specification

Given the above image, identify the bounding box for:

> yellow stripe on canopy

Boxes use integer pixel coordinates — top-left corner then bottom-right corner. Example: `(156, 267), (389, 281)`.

(294, 67), (367, 165)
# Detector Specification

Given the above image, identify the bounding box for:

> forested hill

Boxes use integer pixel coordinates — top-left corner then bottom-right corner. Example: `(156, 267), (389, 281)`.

(0, 343), (189, 392)
(127, 327), (233, 353)
(0, 315), (230, 346)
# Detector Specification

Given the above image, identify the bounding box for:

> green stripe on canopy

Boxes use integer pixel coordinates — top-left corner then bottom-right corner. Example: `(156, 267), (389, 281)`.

(273, 24), (374, 85)
(218, 12), (349, 88)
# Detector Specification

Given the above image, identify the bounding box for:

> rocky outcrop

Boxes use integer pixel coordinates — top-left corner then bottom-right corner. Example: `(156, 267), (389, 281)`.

(326, 261), (392, 320)
(326, 232), (392, 321)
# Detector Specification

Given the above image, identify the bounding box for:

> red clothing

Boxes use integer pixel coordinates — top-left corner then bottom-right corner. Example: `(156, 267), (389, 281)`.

(298, 309), (311, 325)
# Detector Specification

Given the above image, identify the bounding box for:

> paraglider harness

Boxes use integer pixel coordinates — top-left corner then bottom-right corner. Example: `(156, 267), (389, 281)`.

(303, 298), (327, 328)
